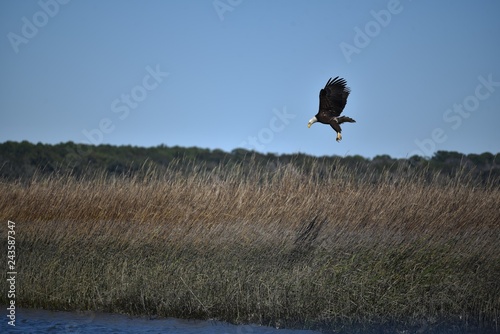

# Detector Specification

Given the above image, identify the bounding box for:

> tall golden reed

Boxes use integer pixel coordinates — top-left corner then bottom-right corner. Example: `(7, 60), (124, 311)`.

(1, 160), (499, 331)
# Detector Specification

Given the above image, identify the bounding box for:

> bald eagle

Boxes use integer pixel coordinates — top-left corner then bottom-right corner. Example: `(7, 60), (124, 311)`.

(308, 77), (356, 142)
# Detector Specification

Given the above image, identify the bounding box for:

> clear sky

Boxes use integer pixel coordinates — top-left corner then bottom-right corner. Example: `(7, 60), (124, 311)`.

(1, 0), (499, 158)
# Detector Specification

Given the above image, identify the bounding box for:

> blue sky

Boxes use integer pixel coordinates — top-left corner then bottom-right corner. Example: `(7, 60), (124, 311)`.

(1, 0), (499, 158)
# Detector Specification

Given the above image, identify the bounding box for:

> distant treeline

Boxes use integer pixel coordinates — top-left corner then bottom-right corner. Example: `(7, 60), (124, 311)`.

(1, 140), (499, 183)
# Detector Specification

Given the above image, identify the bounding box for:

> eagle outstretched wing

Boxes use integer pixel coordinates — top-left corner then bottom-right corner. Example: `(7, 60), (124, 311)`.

(318, 76), (351, 117)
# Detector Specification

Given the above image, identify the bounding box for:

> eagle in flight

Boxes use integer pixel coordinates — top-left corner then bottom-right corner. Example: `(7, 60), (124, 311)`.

(308, 77), (355, 142)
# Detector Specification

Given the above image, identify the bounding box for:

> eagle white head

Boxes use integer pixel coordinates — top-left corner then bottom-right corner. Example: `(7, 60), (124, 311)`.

(307, 116), (317, 128)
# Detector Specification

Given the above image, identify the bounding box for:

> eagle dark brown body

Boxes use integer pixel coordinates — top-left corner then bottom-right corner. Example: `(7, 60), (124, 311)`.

(308, 77), (356, 142)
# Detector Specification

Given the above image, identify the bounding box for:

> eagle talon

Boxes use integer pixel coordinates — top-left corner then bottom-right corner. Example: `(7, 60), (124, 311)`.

(336, 133), (342, 142)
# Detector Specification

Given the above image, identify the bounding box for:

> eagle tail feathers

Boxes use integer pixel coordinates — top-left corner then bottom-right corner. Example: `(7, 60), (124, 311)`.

(337, 116), (356, 124)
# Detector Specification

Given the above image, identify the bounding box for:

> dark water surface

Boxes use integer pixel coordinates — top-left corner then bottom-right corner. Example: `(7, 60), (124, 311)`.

(2, 308), (320, 334)
(2, 307), (496, 333)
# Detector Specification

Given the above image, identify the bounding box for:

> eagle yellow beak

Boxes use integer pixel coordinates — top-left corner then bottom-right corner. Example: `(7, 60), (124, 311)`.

(307, 123), (312, 128)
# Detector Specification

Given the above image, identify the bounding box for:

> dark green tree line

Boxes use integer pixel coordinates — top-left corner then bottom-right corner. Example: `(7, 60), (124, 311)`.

(0, 141), (498, 183)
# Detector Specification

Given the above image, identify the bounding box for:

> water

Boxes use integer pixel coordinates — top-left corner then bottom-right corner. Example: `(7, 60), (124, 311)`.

(2, 308), (496, 333)
(1, 308), (320, 334)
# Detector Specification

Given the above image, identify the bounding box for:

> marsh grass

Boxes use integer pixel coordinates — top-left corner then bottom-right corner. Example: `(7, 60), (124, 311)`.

(1, 160), (499, 332)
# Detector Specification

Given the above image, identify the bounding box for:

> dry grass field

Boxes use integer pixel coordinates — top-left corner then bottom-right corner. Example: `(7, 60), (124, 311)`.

(1, 160), (499, 332)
